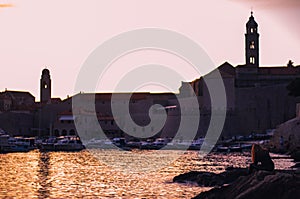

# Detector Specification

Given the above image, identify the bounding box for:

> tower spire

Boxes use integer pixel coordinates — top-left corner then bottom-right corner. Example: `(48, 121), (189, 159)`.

(40, 68), (51, 103)
(245, 11), (259, 67)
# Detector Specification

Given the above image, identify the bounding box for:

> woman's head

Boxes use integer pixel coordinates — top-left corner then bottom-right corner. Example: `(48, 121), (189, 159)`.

(251, 144), (264, 163)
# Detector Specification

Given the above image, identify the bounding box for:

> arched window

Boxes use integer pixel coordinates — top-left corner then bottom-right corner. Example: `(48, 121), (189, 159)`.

(69, 129), (76, 135)
(250, 57), (255, 64)
(62, 129), (67, 136)
(43, 81), (48, 89)
(250, 41), (255, 49)
(54, 129), (60, 137)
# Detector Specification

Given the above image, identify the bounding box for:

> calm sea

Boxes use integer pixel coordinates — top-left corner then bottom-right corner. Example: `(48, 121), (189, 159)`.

(0, 150), (294, 198)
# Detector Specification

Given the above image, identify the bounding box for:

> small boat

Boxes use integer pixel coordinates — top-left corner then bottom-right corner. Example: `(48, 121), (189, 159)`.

(111, 137), (132, 151)
(0, 133), (10, 152)
(140, 139), (155, 150)
(84, 138), (114, 149)
(39, 137), (57, 151)
(54, 137), (85, 151)
(216, 146), (229, 152)
(40, 136), (85, 152)
(0, 145), (30, 153)
(229, 145), (243, 152)
(9, 137), (36, 150)
(126, 139), (141, 149)
(169, 140), (192, 150)
(151, 138), (169, 150)
(112, 137), (126, 147)
(0, 133), (35, 153)
(189, 138), (204, 150)
(241, 144), (252, 151)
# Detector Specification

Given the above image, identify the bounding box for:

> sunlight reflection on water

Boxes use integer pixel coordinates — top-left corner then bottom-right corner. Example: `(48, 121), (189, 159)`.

(0, 150), (294, 198)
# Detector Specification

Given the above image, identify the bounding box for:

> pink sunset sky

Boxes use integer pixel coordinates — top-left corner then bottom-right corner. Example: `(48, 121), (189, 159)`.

(0, 0), (299, 101)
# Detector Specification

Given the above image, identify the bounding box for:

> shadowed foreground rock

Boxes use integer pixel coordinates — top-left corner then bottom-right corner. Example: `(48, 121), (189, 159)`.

(291, 150), (300, 161)
(173, 167), (248, 187)
(192, 170), (300, 199)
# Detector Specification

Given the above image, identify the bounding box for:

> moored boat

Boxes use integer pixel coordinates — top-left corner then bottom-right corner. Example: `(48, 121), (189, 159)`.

(189, 138), (204, 150)
(229, 145), (243, 152)
(0, 132), (36, 153)
(40, 136), (85, 152)
(150, 138), (169, 150)
(216, 146), (229, 152)
(0, 144), (30, 153)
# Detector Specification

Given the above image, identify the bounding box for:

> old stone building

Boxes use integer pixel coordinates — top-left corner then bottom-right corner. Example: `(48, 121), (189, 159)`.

(40, 68), (51, 104)
(184, 12), (300, 137)
(0, 90), (35, 111)
(1, 12), (299, 139)
(0, 90), (35, 136)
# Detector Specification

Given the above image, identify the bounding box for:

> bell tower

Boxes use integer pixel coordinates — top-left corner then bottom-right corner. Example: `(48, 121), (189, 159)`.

(40, 68), (51, 103)
(245, 11), (259, 67)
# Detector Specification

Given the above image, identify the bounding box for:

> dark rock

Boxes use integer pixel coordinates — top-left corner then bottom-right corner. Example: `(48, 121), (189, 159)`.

(291, 162), (300, 169)
(192, 170), (300, 199)
(173, 171), (205, 183)
(173, 168), (248, 187)
(291, 150), (300, 161)
(221, 167), (248, 184)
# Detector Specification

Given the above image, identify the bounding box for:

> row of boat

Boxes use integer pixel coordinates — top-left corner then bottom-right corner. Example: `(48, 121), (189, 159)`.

(1, 132), (254, 153)
(37, 136), (85, 151)
(216, 144), (253, 152)
(0, 132), (85, 153)
(85, 137), (253, 152)
(0, 133), (35, 153)
(85, 137), (206, 150)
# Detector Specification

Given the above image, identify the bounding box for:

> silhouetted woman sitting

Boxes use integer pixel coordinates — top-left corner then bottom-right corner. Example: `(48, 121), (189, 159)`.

(249, 144), (274, 173)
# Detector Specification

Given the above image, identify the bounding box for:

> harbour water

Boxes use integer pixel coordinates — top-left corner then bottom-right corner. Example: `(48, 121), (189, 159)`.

(0, 150), (294, 198)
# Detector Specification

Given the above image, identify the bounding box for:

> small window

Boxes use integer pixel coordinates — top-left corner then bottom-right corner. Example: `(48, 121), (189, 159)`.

(250, 57), (255, 64)
(62, 129), (67, 136)
(250, 28), (254, 33)
(54, 129), (60, 136)
(69, 129), (75, 135)
(250, 41), (255, 49)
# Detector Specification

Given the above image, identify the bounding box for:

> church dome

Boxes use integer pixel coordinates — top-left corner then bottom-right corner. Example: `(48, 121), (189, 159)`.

(42, 68), (50, 76)
(246, 12), (258, 28)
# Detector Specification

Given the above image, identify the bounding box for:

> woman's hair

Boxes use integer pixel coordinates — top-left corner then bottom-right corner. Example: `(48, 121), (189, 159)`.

(251, 144), (264, 163)
(250, 143), (274, 171)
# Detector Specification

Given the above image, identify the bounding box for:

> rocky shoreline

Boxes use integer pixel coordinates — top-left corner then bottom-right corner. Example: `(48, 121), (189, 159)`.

(173, 167), (300, 199)
(173, 167), (248, 187)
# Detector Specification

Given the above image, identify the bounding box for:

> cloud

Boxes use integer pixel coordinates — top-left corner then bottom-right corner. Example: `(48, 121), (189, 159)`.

(0, 4), (13, 8)
(229, 0), (300, 9)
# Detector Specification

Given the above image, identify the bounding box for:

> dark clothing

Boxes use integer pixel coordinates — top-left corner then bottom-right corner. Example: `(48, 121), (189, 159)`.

(249, 144), (275, 173)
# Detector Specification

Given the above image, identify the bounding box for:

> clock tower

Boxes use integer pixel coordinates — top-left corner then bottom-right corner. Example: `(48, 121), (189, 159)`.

(245, 11), (259, 67)
(40, 68), (51, 103)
